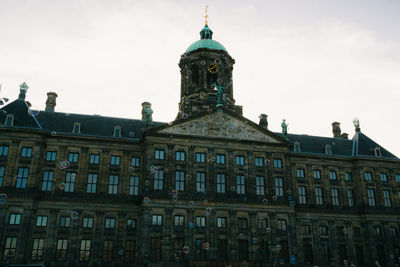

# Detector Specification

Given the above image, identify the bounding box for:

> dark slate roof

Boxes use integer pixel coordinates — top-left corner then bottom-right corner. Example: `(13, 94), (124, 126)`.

(0, 99), (41, 129)
(353, 132), (397, 158)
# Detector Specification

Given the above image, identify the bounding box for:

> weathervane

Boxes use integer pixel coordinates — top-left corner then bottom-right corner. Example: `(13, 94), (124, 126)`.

(205, 5), (208, 25)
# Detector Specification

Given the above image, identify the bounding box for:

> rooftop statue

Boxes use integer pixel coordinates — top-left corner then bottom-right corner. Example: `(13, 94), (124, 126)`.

(281, 119), (288, 136)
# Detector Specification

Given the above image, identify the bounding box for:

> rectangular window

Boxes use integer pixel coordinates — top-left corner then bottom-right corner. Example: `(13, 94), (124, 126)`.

(297, 168), (305, 178)
(195, 238), (206, 260)
(4, 237), (17, 259)
(102, 240), (113, 262)
(175, 151), (185, 161)
(217, 217), (227, 228)
(154, 169), (164, 190)
(238, 218), (248, 229)
(256, 176), (265, 195)
(277, 219), (287, 230)
(216, 174), (226, 193)
(151, 238), (162, 262)
(302, 225), (311, 235)
(110, 155), (120, 166)
(65, 172), (76, 192)
(68, 152), (79, 163)
(127, 219), (136, 229)
(125, 240), (135, 263)
(196, 172), (206, 193)
(131, 157), (140, 167)
(56, 239), (68, 261)
(236, 175), (245, 194)
(196, 152), (206, 163)
(196, 216), (206, 227)
(45, 151), (56, 161)
(304, 244), (314, 264)
(173, 238), (184, 261)
(154, 149), (165, 160)
(217, 239), (228, 261)
(129, 176), (139, 196)
(235, 155), (245, 166)
(329, 171), (337, 180)
(315, 187), (324, 205)
(274, 177), (284, 196)
(41, 171), (53, 191)
(383, 190), (391, 207)
(347, 189), (354, 207)
(273, 159), (282, 168)
(298, 186), (307, 204)
(175, 171), (185, 191)
(0, 145), (9, 156)
(255, 157), (264, 167)
(389, 227), (398, 236)
(365, 172), (372, 181)
(108, 175), (118, 194)
(21, 147), (32, 158)
(105, 218), (115, 229)
(79, 240), (91, 262)
(380, 173), (388, 182)
(319, 225), (328, 235)
(352, 227), (361, 237)
(258, 218), (268, 229)
(152, 215), (162, 226)
(238, 240), (249, 261)
(367, 189), (376, 206)
(216, 154), (225, 164)
(89, 154), (100, 164)
(36, 216), (48, 227)
(59, 216), (71, 228)
(82, 217), (94, 228)
(313, 170), (321, 179)
(86, 173), (97, 193)
(16, 167), (29, 188)
(0, 166), (4, 187)
(9, 213), (22, 225)
(345, 172), (352, 181)
(331, 188), (339, 206)
(174, 215), (184, 226)
(396, 174), (400, 183)
(31, 238), (44, 260)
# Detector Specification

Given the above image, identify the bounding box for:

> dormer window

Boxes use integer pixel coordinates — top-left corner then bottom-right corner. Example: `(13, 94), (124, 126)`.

(375, 147), (381, 157)
(325, 145), (332, 155)
(72, 122), (80, 134)
(5, 114), (14, 126)
(294, 142), (301, 152)
(113, 126), (121, 137)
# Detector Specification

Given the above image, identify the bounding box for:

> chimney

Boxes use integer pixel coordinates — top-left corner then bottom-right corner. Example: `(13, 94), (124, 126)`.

(332, 122), (341, 137)
(45, 92), (58, 112)
(259, 114), (268, 129)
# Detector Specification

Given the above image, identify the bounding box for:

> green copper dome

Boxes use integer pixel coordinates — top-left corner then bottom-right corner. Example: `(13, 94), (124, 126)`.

(185, 25), (227, 53)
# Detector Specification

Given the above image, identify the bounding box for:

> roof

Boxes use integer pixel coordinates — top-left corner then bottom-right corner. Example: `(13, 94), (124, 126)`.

(186, 39), (227, 53)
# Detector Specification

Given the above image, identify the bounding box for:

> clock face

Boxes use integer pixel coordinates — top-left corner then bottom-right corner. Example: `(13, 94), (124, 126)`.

(207, 62), (219, 74)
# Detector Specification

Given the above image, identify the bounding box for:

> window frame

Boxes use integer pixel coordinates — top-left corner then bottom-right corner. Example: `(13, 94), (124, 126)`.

(41, 170), (53, 191)
(21, 147), (32, 158)
(175, 171), (185, 191)
(45, 151), (57, 161)
(216, 154), (226, 165)
(129, 176), (139, 196)
(216, 173), (226, 193)
(195, 152), (206, 163)
(154, 149), (165, 160)
(196, 172), (206, 193)
(236, 175), (245, 195)
(86, 173), (98, 193)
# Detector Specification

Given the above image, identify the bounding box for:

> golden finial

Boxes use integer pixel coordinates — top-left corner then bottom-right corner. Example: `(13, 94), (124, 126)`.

(205, 5), (208, 25)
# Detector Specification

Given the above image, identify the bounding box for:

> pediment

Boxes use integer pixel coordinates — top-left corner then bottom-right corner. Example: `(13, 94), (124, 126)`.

(158, 111), (282, 143)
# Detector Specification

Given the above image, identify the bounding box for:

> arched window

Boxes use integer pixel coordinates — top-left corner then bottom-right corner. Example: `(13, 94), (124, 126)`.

(325, 145), (332, 155)
(294, 142), (301, 152)
(191, 65), (199, 86)
(5, 114), (14, 126)
(375, 147), (381, 157)
(72, 122), (81, 134)
(113, 126), (121, 137)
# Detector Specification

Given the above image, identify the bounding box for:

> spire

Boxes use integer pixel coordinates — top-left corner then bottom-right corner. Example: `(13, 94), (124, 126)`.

(200, 5), (213, 40)
(205, 5), (208, 26)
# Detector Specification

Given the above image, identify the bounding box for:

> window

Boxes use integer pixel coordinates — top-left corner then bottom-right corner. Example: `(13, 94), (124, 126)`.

(4, 237), (17, 258)
(45, 151), (56, 161)
(216, 154), (225, 164)
(217, 239), (228, 261)
(196, 152), (206, 163)
(0, 166), (4, 187)
(389, 227), (398, 236)
(236, 175), (245, 194)
(5, 114), (13, 126)
(152, 215), (162, 226)
(151, 238), (162, 261)
(175, 171), (185, 191)
(256, 176), (265, 195)
(319, 225), (328, 235)
(325, 145), (332, 155)
(154, 149), (165, 160)
(173, 238), (184, 261)
(255, 157), (264, 167)
(331, 188), (339, 206)
(304, 244), (314, 264)
(125, 240), (135, 263)
(383, 190), (391, 207)
(41, 171), (53, 191)
(345, 172), (352, 182)
(113, 126), (121, 137)
(396, 174), (400, 183)
(59, 216), (71, 228)
(297, 168), (305, 178)
(238, 240), (249, 261)
(174, 215), (184, 226)
(82, 217), (93, 228)
(294, 142), (301, 152)
(31, 239), (44, 260)
(274, 177), (283, 196)
(102, 240), (113, 262)
(16, 167), (29, 188)
(367, 189), (376, 206)
(154, 169), (164, 190)
(36, 216), (48, 227)
(176, 151), (185, 161)
(258, 218), (268, 229)
(9, 213), (22, 225)
(277, 219), (287, 230)
(238, 218), (248, 229)
(365, 172), (372, 181)
(105, 218), (115, 229)
(380, 173), (388, 182)
(195, 238), (206, 260)
(55, 239), (68, 261)
(0, 145), (9, 156)
(374, 226), (382, 235)
(79, 240), (91, 262)
(108, 175), (118, 194)
(89, 154), (99, 164)
(21, 147), (32, 158)
(217, 217), (227, 228)
(313, 170), (321, 179)
(329, 170), (337, 180)
(68, 152), (79, 163)
(216, 174), (226, 193)
(273, 159), (282, 168)
(196, 216), (206, 227)
(131, 157), (140, 167)
(235, 155), (245, 166)
(110, 155), (120, 166)
(129, 176), (139, 196)
(298, 186), (307, 204)
(65, 172), (76, 192)
(72, 122), (80, 133)
(127, 219), (136, 229)
(352, 227), (361, 237)
(375, 147), (381, 157)
(196, 172), (206, 193)
(86, 173), (97, 193)
(347, 190), (354, 207)
(302, 225), (311, 235)
(315, 187), (324, 205)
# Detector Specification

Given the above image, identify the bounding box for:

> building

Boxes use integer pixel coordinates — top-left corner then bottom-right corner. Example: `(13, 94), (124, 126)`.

(0, 21), (400, 267)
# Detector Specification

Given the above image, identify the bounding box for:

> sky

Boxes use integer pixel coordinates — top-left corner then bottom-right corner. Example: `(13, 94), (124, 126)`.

(0, 0), (399, 157)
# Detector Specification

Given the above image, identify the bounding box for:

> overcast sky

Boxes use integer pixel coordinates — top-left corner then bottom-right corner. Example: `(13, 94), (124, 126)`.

(1, 0), (399, 157)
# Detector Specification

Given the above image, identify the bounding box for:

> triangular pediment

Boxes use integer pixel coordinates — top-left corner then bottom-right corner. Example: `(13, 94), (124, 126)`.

(158, 110), (285, 143)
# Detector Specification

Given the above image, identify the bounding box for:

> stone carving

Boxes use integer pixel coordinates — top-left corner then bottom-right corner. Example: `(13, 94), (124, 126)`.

(141, 102), (153, 126)
(281, 119), (288, 136)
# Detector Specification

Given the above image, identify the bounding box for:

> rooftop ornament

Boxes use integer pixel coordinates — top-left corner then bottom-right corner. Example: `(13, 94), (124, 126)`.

(213, 80), (231, 107)
(281, 119), (288, 137)
(353, 117), (360, 132)
(19, 82), (29, 100)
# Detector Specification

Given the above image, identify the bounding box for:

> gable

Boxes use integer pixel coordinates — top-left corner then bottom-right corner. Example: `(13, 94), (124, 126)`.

(158, 111), (282, 143)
